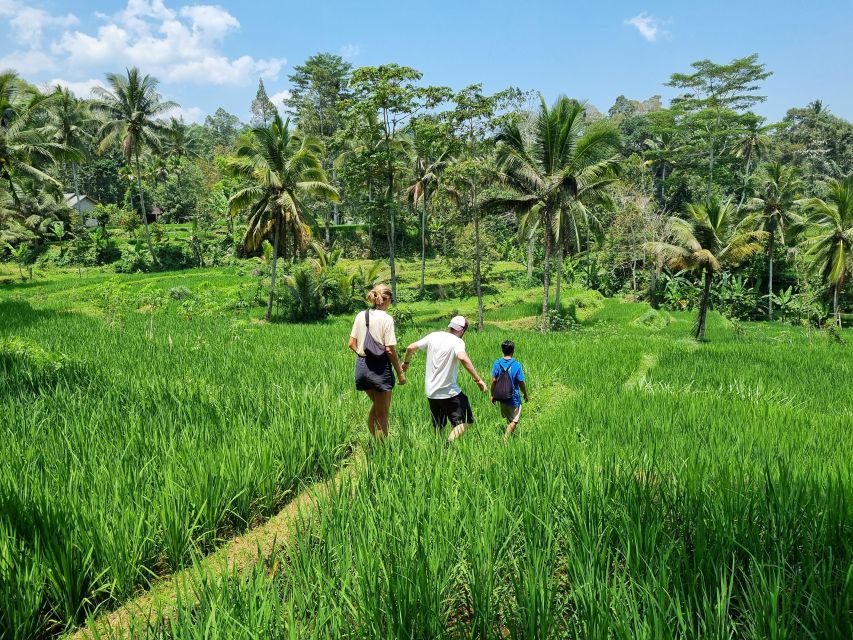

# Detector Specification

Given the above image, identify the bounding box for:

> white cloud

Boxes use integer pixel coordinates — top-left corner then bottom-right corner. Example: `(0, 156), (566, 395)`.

(44, 77), (106, 98)
(625, 12), (668, 42)
(339, 43), (360, 59)
(269, 89), (291, 107)
(0, 48), (56, 74)
(0, 1), (77, 47)
(161, 104), (205, 123)
(1, 1), (285, 86)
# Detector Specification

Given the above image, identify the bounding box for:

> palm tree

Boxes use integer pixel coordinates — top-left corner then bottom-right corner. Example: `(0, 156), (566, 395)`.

(734, 116), (775, 208)
(405, 141), (450, 293)
(646, 197), (765, 341)
(45, 86), (91, 220)
(796, 176), (853, 326)
(162, 117), (204, 163)
(0, 72), (64, 202)
(743, 162), (804, 320)
(488, 96), (620, 325)
(227, 114), (339, 321)
(91, 68), (176, 260)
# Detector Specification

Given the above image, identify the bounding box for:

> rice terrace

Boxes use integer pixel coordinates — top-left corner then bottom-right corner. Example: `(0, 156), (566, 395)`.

(1, 2), (852, 639)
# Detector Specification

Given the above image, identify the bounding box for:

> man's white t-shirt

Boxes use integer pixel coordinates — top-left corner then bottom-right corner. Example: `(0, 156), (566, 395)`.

(413, 331), (466, 399)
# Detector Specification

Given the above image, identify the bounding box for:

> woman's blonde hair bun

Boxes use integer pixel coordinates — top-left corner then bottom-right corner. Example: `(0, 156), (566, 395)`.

(366, 284), (392, 306)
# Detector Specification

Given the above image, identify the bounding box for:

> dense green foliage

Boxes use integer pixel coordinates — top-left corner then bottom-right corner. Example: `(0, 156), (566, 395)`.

(1, 52), (852, 330)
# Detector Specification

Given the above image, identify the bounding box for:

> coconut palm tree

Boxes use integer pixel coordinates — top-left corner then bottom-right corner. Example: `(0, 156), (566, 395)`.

(646, 197), (765, 341)
(227, 114), (339, 321)
(742, 162), (804, 320)
(45, 86), (91, 220)
(405, 140), (451, 293)
(734, 116), (776, 207)
(91, 68), (176, 260)
(162, 117), (204, 163)
(796, 176), (853, 326)
(0, 72), (64, 202)
(487, 96), (620, 325)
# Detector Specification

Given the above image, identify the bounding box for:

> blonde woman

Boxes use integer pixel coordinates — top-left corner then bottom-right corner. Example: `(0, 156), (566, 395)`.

(348, 284), (406, 437)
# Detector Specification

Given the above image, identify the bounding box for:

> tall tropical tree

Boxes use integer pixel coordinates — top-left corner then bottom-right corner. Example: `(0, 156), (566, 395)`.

(796, 176), (853, 326)
(45, 86), (91, 219)
(91, 68), (176, 259)
(227, 114), (339, 321)
(646, 197), (765, 341)
(347, 65), (449, 300)
(489, 96), (620, 325)
(0, 72), (64, 202)
(743, 162), (804, 320)
(162, 117), (204, 163)
(734, 115), (775, 207)
(405, 123), (451, 293)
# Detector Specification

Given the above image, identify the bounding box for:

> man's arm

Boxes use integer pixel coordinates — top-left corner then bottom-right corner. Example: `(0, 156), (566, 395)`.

(401, 341), (422, 372)
(519, 380), (529, 402)
(347, 336), (359, 354)
(458, 352), (488, 393)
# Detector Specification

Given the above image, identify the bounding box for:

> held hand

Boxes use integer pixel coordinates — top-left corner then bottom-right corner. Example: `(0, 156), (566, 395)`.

(477, 378), (488, 394)
(398, 374), (407, 385)
(401, 362), (410, 373)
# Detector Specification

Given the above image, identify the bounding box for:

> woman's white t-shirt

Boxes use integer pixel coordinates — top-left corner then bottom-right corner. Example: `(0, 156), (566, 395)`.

(412, 331), (466, 399)
(350, 309), (397, 357)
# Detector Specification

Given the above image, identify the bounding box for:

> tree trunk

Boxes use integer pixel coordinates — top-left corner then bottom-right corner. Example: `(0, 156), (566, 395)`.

(72, 162), (82, 220)
(134, 151), (157, 264)
(265, 220), (280, 322)
(332, 168), (340, 224)
(387, 180), (396, 301)
(738, 150), (753, 209)
(696, 269), (713, 341)
(420, 188), (427, 293)
(554, 245), (563, 311)
(767, 231), (775, 321)
(541, 217), (552, 330)
(833, 280), (841, 327)
(383, 117), (397, 300)
(649, 262), (660, 309)
(474, 203), (484, 332)
(526, 230), (534, 279)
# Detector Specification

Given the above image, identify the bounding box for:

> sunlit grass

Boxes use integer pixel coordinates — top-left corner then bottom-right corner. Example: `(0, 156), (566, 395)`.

(1, 263), (852, 639)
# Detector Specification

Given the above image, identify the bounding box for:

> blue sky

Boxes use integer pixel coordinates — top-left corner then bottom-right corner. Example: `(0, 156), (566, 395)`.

(2, 0), (852, 124)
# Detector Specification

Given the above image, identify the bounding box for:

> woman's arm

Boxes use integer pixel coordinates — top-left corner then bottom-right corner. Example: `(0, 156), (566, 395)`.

(387, 346), (406, 384)
(348, 336), (359, 354)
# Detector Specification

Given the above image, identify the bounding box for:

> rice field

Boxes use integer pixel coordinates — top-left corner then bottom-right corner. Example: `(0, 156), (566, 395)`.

(2, 265), (852, 639)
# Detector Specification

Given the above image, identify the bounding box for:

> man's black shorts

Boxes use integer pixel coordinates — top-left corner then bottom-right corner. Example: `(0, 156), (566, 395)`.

(428, 392), (475, 429)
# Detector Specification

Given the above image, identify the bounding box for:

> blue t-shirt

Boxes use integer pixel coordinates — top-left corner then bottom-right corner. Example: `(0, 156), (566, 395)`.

(491, 358), (525, 407)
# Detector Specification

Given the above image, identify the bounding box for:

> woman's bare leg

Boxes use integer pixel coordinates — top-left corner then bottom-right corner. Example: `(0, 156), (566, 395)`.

(364, 390), (376, 436)
(372, 390), (392, 438)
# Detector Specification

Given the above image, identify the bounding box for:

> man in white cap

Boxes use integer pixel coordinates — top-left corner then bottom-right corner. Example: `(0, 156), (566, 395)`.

(402, 315), (488, 444)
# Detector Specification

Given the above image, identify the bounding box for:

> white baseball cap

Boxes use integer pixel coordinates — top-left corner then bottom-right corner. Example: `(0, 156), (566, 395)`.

(448, 315), (468, 332)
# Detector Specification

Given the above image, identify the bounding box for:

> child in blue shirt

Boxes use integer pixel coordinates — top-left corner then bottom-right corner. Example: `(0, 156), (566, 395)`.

(490, 340), (529, 442)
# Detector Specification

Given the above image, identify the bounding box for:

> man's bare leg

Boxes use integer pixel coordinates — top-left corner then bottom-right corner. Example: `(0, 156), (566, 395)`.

(503, 420), (518, 444)
(447, 423), (466, 443)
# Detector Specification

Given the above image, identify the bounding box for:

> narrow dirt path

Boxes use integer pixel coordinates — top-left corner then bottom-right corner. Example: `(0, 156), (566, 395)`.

(68, 449), (366, 640)
(623, 353), (658, 391)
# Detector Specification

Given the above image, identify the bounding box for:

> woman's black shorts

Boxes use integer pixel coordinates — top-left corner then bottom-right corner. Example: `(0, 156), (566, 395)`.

(428, 392), (474, 429)
(355, 355), (395, 392)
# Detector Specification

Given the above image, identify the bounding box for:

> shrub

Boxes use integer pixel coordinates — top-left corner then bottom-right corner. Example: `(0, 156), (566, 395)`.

(389, 306), (415, 335)
(168, 286), (192, 301)
(114, 246), (153, 273)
